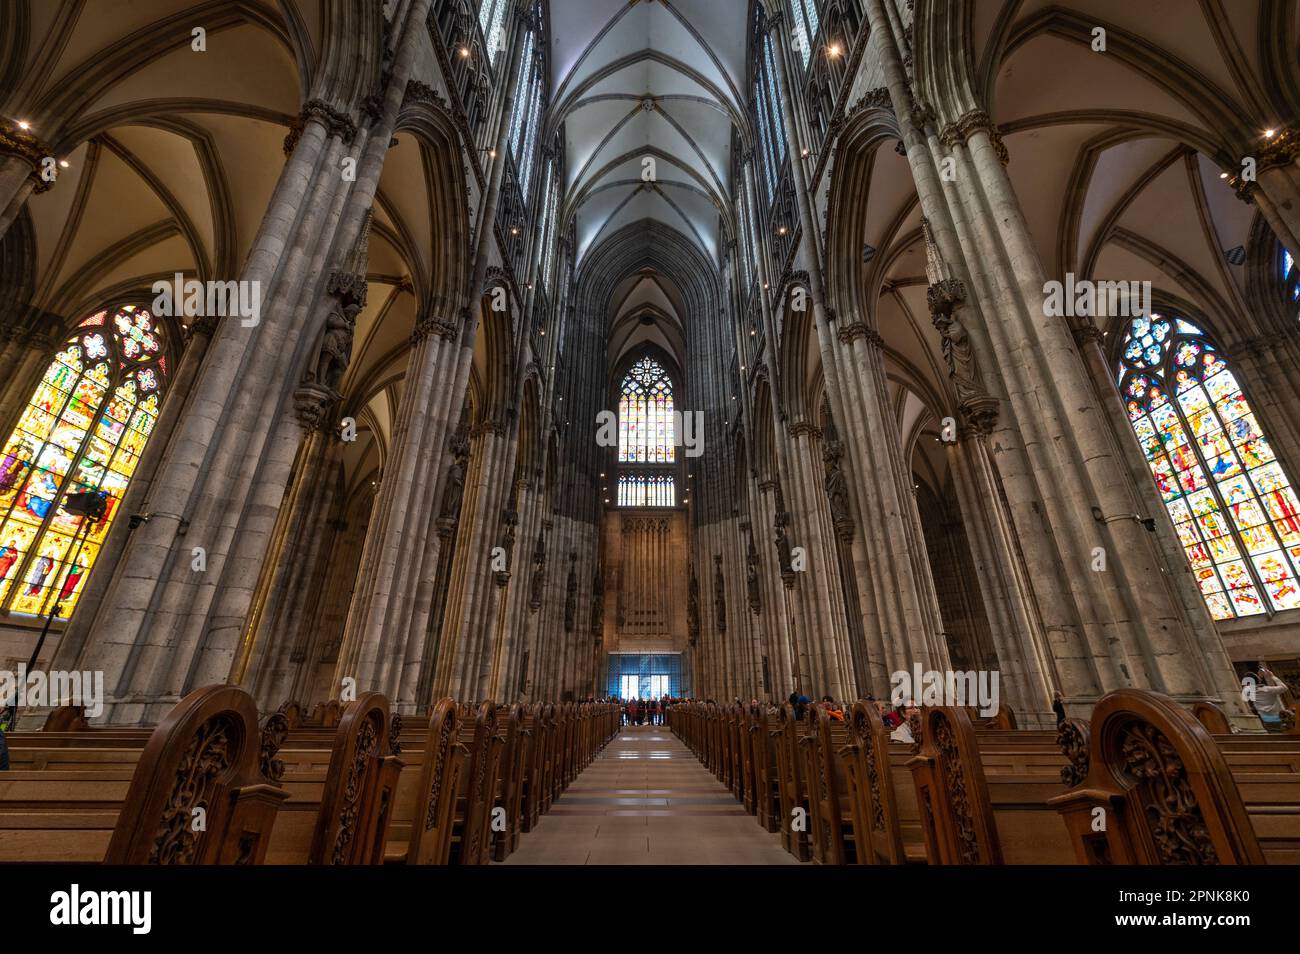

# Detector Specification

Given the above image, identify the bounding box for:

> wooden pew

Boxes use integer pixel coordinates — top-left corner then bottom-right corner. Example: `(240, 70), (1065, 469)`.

(800, 705), (856, 864)
(841, 700), (924, 864)
(773, 703), (813, 861)
(0, 685), (287, 864)
(445, 700), (503, 865)
(384, 696), (464, 865)
(492, 703), (527, 861)
(749, 706), (782, 833)
(1049, 689), (1286, 864)
(266, 692), (402, 864)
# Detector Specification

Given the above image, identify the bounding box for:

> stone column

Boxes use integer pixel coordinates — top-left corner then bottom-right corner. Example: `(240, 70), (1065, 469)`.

(332, 311), (464, 708)
(246, 404), (347, 711)
(783, 421), (856, 701)
(0, 122), (54, 241)
(767, 10), (946, 698)
(862, 0), (1250, 724)
(70, 0), (433, 723)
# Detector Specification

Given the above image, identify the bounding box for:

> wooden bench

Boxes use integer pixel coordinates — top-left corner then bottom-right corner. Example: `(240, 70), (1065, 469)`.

(0, 685), (288, 864)
(1050, 689), (1300, 864)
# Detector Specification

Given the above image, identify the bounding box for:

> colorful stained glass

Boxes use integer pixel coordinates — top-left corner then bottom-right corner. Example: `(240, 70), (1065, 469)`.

(618, 357), (675, 466)
(0, 306), (168, 619)
(1117, 314), (1298, 619)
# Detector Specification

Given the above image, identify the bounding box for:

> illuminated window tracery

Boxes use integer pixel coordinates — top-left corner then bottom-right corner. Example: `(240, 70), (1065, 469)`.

(0, 305), (169, 618)
(1117, 314), (1300, 619)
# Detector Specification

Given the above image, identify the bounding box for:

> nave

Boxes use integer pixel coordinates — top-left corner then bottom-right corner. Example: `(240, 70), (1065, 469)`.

(3, 0), (1300, 903)
(505, 724), (796, 865)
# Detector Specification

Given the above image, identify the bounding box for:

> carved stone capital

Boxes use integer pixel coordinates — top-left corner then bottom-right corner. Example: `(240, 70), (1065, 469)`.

(187, 313), (221, 340)
(939, 109), (1009, 165)
(787, 420), (822, 440)
(410, 313), (459, 344)
(0, 123), (57, 192)
(1256, 126), (1300, 173)
(283, 98), (358, 155)
(293, 382), (341, 432)
(959, 395), (1000, 436)
(837, 321), (883, 349)
(926, 279), (966, 319)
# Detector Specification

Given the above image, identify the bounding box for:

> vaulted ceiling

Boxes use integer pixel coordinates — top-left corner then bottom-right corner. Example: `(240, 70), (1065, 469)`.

(549, 0), (750, 266)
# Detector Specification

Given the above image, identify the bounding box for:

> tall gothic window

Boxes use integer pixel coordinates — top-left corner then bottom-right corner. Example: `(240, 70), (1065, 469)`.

(618, 356), (675, 463)
(1117, 314), (1300, 620)
(478, 0), (509, 66)
(754, 29), (786, 202)
(791, 0), (820, 69)
(616, 356), (676, 507)
(1282, 247), (1299, 312)
(539, 160), (560, 291)
(507, 9), (545, 197)
(0, 305), (169, 619)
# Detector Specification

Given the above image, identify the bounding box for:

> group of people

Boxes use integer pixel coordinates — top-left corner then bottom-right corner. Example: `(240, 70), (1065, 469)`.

(618, 695), (674, 726)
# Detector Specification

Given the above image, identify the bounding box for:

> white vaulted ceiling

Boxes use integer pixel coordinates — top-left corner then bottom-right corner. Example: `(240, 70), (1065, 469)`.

(548, 0), (750, 265)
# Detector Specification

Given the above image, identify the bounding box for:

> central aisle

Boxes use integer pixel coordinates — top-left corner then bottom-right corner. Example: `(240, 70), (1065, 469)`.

(503, 723), (798, 865)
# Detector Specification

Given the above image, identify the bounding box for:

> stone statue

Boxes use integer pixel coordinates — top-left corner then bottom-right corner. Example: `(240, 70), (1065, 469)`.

(932, 311), (983, 405)
(590, 568), (604, 639)
(746, 539), (761, 614)
(687, 563), (700, 643)
(528, 531), (546, 610)
(313, 302), (357, 392)
(564, 552), (577, 633)
(713, 554), (727, 633)
(439, 454), (465, 519)
(822, 422), (854, 539)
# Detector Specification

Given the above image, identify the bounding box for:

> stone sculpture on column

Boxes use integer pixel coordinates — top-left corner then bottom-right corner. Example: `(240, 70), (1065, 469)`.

(713, 553), (726, 633)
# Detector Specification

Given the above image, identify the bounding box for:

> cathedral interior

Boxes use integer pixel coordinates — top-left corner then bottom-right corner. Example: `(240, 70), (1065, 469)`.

(1, 0), (1300, 878)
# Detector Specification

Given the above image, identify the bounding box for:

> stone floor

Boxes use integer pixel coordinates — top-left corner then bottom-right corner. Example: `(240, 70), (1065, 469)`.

(503, 723), (798, 865)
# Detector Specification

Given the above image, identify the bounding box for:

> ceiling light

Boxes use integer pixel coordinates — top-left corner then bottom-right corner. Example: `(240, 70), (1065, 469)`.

(777, 226), (787, 235)
(827, 43), (842, 58)
(458, 47), (470, 58)
(16, 120), (30, 130)
(1219, 172), (1228, 179)
(59, 159), (69, 168)
(800, 147), (810, 158)
(1265, 128), (1276, 138)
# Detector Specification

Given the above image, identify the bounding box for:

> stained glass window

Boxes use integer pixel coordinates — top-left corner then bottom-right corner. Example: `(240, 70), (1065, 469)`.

(478, 0), (509, 66)
(508, 29), (535, 159)
(1117, 314), (1300, 620)
(618, 357), (675, 464)
(1283, 247), (1299, 311)
(506, 9), (546, 199)
(754, 29), (787, 202)
(539, 161), (559, 290)
(792, 0), (820, 69)
(0, 305), (168, 619)
(617, 474), (676, 507)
